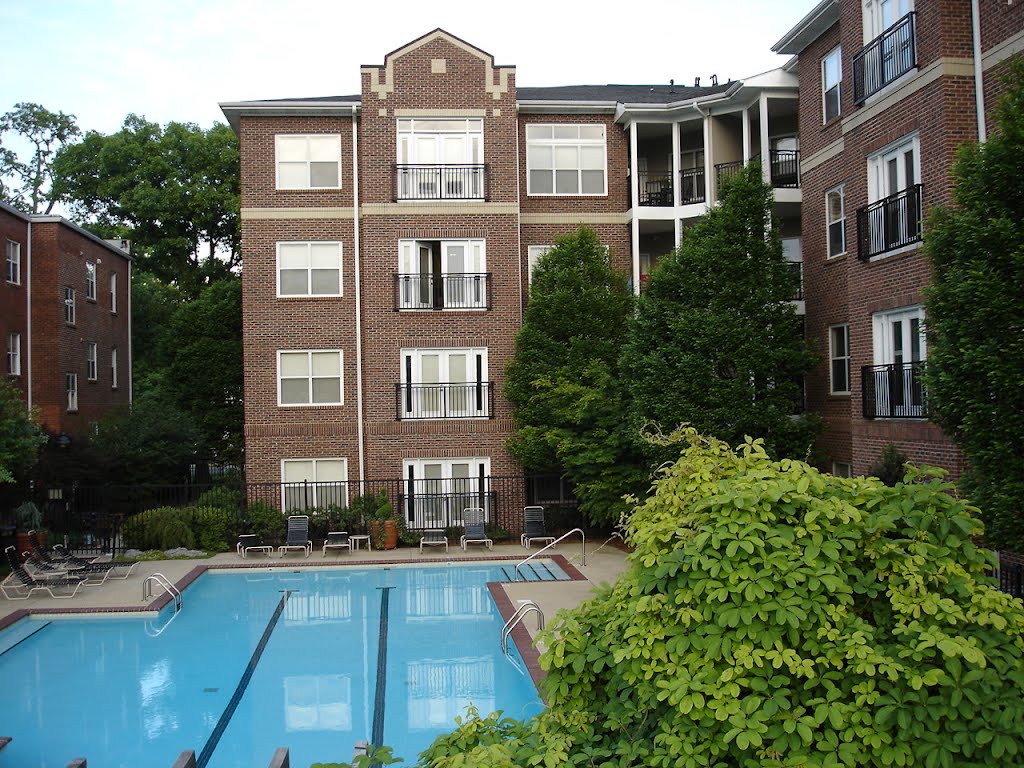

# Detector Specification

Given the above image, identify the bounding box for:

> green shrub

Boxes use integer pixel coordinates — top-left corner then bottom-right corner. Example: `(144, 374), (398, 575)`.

(195, 486), (242, 511)
(122, 507), (195, 551)
(244, 500), (283, 545)
(186, 505), (233, 552)
(870, 442), (909, 486)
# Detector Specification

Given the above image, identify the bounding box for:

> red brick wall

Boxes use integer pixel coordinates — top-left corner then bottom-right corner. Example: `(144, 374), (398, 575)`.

(0, 207), (29, 402)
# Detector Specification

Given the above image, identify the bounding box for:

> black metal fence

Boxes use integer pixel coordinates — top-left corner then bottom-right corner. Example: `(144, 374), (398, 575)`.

(853, 12), (917, 105)
(997, 551), (1024, 599)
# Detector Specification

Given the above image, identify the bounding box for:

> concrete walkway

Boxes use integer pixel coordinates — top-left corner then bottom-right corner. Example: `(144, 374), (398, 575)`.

(0, 537), (632, 629)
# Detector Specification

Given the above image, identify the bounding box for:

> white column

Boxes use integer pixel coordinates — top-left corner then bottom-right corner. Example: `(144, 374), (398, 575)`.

(671, 119), (681, 207)
(629, 121), (641, 294)
(701, 109), (713, 202)
(759, 92), (771, 184)
(742, 108), (751, 163)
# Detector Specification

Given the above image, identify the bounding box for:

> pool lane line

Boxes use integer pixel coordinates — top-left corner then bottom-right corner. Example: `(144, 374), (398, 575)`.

(0, 621), (51, 658)
(196, 589), (295, 768)
(371, 586), (394, 748)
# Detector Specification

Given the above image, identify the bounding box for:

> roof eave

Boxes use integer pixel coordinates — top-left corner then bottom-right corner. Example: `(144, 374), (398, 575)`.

(219, 100), (361, 132)
(515, 100), (619, 115)
(772, 0), (840, 55)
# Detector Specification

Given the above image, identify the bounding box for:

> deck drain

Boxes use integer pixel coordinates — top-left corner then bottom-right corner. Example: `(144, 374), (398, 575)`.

(203, 688), (219, 693)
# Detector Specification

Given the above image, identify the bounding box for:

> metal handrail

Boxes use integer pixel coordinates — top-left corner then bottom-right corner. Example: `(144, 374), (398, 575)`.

(515, 528), (585, 581)
(143, 572), (182, 612)
(501, 600), (545, 654)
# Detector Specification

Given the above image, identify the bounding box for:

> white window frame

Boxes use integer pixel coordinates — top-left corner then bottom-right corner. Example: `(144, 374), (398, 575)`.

(822, 47), (842, 123)
(110, 272), (117, 313)
(868, 134), (920, 203)
(402, 457), (492, 527)
(526, 124), (608, 196)
(527, 245), (552, 284)
(64, 287), (76, 325)
(863, 0), (914, 43)
(86, 342), (97, 381)
(281, 458), (349, 512)
(66, 373), (78, 412)
(111, 347), (118, 390)
(832, 461), (853, 478)
(826, 185), (846, 257)
(275, 134), (342, 190)
(6, 240), (20, 285)
(277, 350), (344, 407)
(829, 324), (851, 395)
(871, 305), (926, 418)
(277, 241), (343, 297)
(6, 332), (20, 376)
(85, 261), (97, 300)
(396, 118), (484, 199)
(400, 347), (489, 419)
(397, 239), (487, 310)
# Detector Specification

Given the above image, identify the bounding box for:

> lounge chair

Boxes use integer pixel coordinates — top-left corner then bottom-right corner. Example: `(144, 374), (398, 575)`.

(237, 534), (274, 559)
(279, 515), (312, 557)
(322, 531), (351, 557)
(460, 508), (492, 551)
(46, 544), (137, 580)
(22, 550), (110, 586)
(2, 546), (87, 600)
(419, 529), (449, 553)
(521, 506), (556, 549)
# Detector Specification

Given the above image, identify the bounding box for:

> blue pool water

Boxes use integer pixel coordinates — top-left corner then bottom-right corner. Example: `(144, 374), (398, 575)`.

(0, 561), (564, 768)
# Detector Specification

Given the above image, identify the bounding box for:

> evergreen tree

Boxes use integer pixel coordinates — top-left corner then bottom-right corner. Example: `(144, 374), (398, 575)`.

(622, 164), (819, 462)
(505, 227), (644, 525)
(925, 60), (1024, 551)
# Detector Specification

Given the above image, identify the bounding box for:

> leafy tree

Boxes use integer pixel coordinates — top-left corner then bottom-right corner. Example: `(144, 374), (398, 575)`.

(0, 379), (46, 483)
(52, 115), (240, 295)
(130, 270), (185, 397)
(622, 163), (819, 463)
(504, 227), (644, 525)
(0, 102), (80, 213)
(924, 60), (1024, 552)
(420, 431), (1024, 767)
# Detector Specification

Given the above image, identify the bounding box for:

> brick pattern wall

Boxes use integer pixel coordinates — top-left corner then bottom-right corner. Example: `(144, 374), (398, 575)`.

(0, 208), (29, 402)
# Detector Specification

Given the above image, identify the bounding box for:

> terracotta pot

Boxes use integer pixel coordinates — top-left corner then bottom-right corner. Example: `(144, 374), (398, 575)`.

(382, 520), (399, 550)
(15, 532), (34, 562)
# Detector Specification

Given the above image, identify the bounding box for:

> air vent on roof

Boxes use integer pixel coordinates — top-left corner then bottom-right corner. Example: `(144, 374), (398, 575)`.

(105, 238), (131, 254)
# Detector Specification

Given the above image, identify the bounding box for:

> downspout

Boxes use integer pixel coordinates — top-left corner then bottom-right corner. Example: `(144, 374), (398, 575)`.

(127, 258), (133, 402)
(971, 0), (987, 142)
(515, 104), (523, 320)
(695, 103), (714, 202)
(352, 107), (366, 489)
(25, 220), (32, 409)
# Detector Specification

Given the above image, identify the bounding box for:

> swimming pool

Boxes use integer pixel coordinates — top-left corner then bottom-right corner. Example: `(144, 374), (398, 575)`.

(0, 561), (564, 768)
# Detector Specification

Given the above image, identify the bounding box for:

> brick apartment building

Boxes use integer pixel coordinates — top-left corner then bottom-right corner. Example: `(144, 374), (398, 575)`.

(221, 29), (803, 531)
(1, 200), (132, 440)
(774, 0), (1023, 478)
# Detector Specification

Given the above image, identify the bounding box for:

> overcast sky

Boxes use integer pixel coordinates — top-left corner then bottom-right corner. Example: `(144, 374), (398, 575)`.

(2, 0), (813, 135)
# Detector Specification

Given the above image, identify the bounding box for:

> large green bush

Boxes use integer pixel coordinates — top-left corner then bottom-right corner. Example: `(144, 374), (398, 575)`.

(421, 431), (1024, 767)
(122, 507), (195, 551)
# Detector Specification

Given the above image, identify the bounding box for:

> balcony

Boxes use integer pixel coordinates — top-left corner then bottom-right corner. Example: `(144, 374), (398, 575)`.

(395, 164), (487, 201)
(638, 171), (673, 206)
(679, 167), (706, 204)
(853, 12), (917, 105)
(395, 273), (491, 310)
(715, 160), (744, 190)
(395, 382), (495, 420)
(862, 361), (927, 419)
(787, 261), (803, 300)
(856, 184), (923, 260)
(769, 149), (800, 188)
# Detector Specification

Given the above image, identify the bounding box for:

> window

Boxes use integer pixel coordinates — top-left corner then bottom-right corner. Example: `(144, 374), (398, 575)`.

(829, 325), (851, 395)
(396, 118), (484, 199)
(527, 246), (552, 284)
(863, 0), (913, 43)
(856, 0), (916, 103)
(862, 135), (921, 258)
(281, 458), (348, 512)
(826, 186), (846, 257)
(86, 342), (97, 381)
(111, 347), (118, 389)
(275, 135), (342, 189)
(110, 272), (117, 313)
(399, 348), (489, 419)
(64, 287), (76, 324)
(278, 350), (343, 406)
(526, 124), (607, 195)
(6, 240), (20, 284)
(277, 242), (342, 297)
(403, 457), (491, 528)
(867, 306), (926, 418)
(822, 47), (842, 123)
(6, 332), (20, 376)
(66, 373), (78, 412)
(832, 461), (853, 478)
(397, 239), (487, 310)
(85, 261), (96, 300)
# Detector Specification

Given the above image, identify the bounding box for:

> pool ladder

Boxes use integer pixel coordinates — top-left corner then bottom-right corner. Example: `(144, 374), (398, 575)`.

(143, 573), (182, 637)
(514, 528), (585, 581)
(501, 600), (544, 655)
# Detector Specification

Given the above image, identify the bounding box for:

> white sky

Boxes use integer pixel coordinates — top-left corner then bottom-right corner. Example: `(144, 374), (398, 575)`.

(1, 0), (813, 135)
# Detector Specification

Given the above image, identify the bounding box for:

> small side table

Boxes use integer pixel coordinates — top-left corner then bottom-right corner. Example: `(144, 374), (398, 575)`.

(350, 534), (372, 551)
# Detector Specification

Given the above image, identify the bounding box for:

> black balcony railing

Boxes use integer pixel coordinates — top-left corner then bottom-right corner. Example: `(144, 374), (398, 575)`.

(715, 160), (744, 192)
(395, 381), (494, 420)
(769, 149), (801, 188)
(637, 171), (673, 206)
(395, 164), (487, 200)
(788, 260), (804, 300)
(862, 361), (927, 419)
(856, 184), (923, 260)
(853, 12), (917, 105)
(395, 273), (491, 310)
(679, 167), (706, 204)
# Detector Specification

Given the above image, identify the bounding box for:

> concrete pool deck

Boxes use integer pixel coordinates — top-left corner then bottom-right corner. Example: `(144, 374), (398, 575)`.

(0, 539), (632, 648)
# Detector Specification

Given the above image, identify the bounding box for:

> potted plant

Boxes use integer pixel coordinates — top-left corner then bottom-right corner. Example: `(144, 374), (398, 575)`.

(14, 501), (44, 559)
(371, 490), (399, 550)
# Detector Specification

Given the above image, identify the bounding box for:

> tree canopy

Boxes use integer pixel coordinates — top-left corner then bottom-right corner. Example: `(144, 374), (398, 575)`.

(0, 379), (46, 484)
(504, 227), (645, 525)
(0, 102), (80, 213)
(622, 163), (819, 463)
(418, 431), (1024, 768)
(924, 60), (1024, 552)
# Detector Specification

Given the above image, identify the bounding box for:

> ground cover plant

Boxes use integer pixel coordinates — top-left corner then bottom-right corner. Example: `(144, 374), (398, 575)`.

(413, 431), (1024, 767)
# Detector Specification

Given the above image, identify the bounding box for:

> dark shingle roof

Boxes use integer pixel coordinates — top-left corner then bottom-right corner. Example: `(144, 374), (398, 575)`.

(516, 82), (735, 103)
